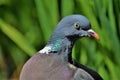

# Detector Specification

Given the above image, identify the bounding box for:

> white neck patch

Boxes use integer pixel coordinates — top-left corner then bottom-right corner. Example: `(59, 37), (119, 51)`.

(38, 46), (52, 54)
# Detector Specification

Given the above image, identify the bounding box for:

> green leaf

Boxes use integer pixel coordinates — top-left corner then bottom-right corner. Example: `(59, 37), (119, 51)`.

(0, 19), (36, 56)
(61, 0), (75, 17)
(94, 0), (120, 64)
(34, 0), (53, 42)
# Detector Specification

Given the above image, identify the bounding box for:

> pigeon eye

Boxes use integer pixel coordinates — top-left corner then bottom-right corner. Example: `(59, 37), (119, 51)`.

(74, 23), (80, 30)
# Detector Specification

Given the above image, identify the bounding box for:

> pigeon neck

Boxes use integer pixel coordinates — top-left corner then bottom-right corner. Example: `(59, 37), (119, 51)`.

(39, 36), (76, 63)
(48, 38), (73, 52)
(49, 37), (74, 62)
(39, 37), (75, 62)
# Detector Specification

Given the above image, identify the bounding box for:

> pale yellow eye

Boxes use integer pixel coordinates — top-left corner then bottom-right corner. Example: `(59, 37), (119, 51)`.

(74, 23), (80, 30)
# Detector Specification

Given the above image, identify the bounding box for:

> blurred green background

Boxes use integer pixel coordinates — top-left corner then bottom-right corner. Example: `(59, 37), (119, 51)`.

(0, 0), (120, 80)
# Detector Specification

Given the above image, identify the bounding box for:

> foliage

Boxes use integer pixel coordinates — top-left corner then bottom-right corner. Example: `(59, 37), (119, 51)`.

(0, 0), (120, 80)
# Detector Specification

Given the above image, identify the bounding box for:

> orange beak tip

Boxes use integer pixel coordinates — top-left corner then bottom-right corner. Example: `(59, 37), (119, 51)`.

(87, 29), (100, 40)
(94, 34), (99, 40)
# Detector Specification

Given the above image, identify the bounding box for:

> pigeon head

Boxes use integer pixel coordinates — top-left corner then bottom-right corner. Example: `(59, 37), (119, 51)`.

(49, 15), (99, 44)
(41, 15), (99, 53)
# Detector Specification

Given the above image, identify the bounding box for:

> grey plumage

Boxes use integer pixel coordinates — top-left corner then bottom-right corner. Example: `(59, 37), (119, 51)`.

(20, 53), (95, 80)
(20, 15), (103, 80)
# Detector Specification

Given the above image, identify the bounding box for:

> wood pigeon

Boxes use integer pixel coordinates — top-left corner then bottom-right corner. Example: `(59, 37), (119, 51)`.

(20, 15), (103, 80)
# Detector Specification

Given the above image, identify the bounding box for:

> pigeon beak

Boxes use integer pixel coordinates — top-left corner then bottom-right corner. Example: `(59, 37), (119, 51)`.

(87, 29), (99, 40)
